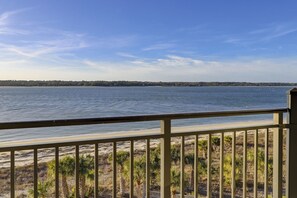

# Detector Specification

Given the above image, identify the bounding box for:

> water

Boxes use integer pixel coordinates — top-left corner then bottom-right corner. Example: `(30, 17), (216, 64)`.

(0, 86), (292, 142)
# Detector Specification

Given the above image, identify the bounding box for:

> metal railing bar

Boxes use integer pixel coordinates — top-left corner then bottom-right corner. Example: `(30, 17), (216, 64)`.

(243, 130), (247, 198)
(75, 145), (80, 198)
(146, 139), (150, 198)
(171, 124), (280, 137)
(264, 128), (269, 198)
(254, 129), (258, 198)
(112, 142), (117, 198)
(0, 108), (287, 130)
(0, 134), (163, 152)
(130, 140), (134, 198)
(10, 150), (15, 198)
(232, 131), (236, 198)
(94, 143), (99, 198)
(33, 148), (38, 198)
(220, 132), (224, 198)
(207, 134), (212, 198)
(194, 135), (198, 198)
(180, 136), (185, 198)
(55, 147), (59, 198)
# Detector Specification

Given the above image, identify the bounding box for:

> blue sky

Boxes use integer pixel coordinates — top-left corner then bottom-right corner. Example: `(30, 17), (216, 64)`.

(1, 1), (297, 82)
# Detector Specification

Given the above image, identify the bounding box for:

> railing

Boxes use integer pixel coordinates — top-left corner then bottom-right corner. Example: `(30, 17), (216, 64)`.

(0, 88), (296, 198)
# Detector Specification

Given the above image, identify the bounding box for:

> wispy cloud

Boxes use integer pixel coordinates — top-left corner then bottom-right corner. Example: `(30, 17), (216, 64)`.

(116, 52), (138, 58)
(262, 28), (297, 41)
(0, 8), (32, 35)
(0, 8), (90, 60)
(0, 10), (19, 26)
(0, 7), (141, 75)
(0, 33), (88, 58)
(223, 38), (243, 44)
(249, 24), (297, 39)
(0, 27), (30, 35)
(142, 43), (175, 51)
(223, 23), (297, 45)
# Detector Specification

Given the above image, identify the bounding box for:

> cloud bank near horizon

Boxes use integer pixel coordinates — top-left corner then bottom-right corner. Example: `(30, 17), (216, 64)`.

(1, 54), (296, 82)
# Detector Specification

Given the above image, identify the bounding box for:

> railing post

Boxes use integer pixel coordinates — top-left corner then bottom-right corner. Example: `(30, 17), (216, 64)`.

(273, 112), (283, 198)
(160, 119), (171, 198)
(287, 88), (297, 198)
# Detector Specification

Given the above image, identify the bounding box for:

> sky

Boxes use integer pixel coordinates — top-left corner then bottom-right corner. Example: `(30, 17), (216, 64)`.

(1, 1), (297, 82)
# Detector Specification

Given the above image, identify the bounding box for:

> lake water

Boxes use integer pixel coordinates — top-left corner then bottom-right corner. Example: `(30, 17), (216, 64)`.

(0, 86), (292, 142)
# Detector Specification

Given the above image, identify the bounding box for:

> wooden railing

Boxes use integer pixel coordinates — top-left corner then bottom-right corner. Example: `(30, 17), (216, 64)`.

(0, 88), (296, 198)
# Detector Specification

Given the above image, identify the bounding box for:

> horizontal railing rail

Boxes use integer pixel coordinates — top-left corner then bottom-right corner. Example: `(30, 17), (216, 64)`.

(0, 108), (288, 130)
(0, 123), (281, 152)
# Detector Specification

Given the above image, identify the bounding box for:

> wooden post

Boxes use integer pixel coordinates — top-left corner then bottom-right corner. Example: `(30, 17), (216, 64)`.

(161, 119), (171, 198)
(287, 88), (297, 197)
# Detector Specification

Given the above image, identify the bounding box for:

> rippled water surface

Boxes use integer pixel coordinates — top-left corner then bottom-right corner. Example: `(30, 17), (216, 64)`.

(0, 86), (292, 142)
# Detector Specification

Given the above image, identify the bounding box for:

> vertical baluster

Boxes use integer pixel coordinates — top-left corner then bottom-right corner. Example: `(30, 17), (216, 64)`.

(146, 139), (150, 198)
(180, 136), (185, 198)
(194, 135), (198, 198)
(273, 112), (283, 198)
(113, 142), (117, 198)
(254, 130), (258, 198)
(243, 131), (247, 198)
(75, 145), (80, 198)
(220, 133), (224, 198)
(207, 134), (212, 198)
(11, 150), (15, 198)
(33, 148), (38, 198)
(264, 129), (269, 198)
(55, 147), (59, 198)
(232, 132), (236, 198)
(94, 144), (99, 198)
(130, 140), (134, 198)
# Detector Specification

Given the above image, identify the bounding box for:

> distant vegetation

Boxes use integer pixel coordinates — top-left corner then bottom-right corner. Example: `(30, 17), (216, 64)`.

(0, 80), (296, 87)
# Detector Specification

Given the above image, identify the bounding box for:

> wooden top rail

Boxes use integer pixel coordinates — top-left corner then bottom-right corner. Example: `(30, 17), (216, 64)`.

(0, 108), (288, 130)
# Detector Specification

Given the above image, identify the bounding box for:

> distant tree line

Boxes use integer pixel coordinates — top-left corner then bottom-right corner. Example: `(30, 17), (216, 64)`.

(0, 80), (296, 87)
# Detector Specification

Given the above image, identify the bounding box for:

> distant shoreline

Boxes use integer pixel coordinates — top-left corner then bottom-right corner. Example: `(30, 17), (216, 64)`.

(0, 80), (296, 87)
